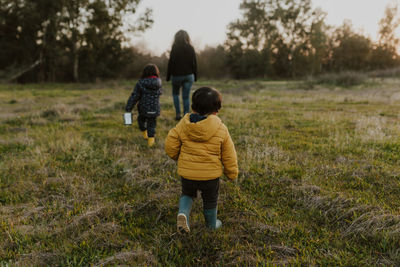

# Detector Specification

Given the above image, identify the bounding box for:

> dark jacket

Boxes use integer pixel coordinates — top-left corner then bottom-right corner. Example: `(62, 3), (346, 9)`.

(166, 44), (197, 81)
(125, 77), (162, 117)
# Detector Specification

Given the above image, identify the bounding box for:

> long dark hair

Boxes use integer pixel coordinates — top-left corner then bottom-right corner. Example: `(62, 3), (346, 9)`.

(141, 64), (160, 78)
(173, 30), (192, 48)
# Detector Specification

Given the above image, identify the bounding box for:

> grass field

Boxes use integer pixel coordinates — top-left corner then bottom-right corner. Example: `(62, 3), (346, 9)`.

(1, 79), (400, 266)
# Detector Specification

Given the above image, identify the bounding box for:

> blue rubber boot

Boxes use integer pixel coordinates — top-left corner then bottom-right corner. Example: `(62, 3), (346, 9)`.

(177, 195), (193, 233)
(203, 208), (222, 230)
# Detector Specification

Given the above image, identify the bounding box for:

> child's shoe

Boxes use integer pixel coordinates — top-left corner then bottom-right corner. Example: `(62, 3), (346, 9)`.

(177, 195), (193, 233)
(142, 130), (148, 140)
(148, 137), (155, 147)
(203, 208), (222, 230)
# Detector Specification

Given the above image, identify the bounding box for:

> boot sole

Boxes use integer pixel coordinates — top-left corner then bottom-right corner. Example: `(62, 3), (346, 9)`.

(177, 213), (190, 233)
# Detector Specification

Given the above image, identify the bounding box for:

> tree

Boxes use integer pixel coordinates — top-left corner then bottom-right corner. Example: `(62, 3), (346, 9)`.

(378, 1), (400, 50)
(77, 0), (153, 81)
(197, 45), (228, 79)
(0, 1), (44, 79)
(330, 20), (373, 71)
(0, 0), (153, 82)
(308, 8), (330, 75)
(273, 0), (315, 77)
(370, 2), (400, 69)
(225, 0), (278, 78)
(225, 0), (329, 78)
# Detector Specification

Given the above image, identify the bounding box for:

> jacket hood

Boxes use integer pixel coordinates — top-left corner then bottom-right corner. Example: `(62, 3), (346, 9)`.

(139, 77), (161, 90)
(182, 114), (221, 142)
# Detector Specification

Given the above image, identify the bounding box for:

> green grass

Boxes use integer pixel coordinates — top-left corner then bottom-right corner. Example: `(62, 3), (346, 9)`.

(1, 79), (400, 265)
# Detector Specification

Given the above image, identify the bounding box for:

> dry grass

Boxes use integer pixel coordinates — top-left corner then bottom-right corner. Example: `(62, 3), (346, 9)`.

(93, 250), (157, 266)
(1, 79), (400, 265)
(297, 184), (400, 245)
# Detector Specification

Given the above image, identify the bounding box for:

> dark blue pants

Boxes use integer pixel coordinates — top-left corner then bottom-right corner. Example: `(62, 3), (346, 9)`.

(171, 74), (194, 116)
(181, 177), (219, 209)
(137, 115), (157, 137)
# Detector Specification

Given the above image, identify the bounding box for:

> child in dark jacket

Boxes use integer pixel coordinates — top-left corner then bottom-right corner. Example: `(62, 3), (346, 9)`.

(125, 64), (162, 147)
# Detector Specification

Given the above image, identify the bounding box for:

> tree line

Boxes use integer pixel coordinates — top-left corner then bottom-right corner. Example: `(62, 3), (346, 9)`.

(1, 0), (400, 82)
(0, 0), (153, 82)
(205, 0), (400, 79)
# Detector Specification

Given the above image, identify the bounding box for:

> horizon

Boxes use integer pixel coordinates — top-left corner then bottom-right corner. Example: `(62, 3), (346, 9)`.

(128, 0), (400, 56)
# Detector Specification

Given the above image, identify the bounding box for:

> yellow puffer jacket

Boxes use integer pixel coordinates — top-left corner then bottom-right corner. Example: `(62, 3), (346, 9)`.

(165, 114), (238, 181)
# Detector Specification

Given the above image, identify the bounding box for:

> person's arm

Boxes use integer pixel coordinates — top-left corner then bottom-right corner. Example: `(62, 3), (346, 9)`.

(166, 48), (175, 82)
(221, 130), (238, 179)
(192, 47), (198, 82)
(165, 126), (182, 161)
(125, 83), (141, 112)
(157, 78), (162, 95)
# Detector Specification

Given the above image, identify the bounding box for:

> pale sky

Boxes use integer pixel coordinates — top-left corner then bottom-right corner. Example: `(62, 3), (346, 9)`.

(129, 0), (400, 55)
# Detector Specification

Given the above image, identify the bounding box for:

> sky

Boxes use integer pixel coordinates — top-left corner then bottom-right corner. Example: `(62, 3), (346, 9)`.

(128, 0), (400, 55)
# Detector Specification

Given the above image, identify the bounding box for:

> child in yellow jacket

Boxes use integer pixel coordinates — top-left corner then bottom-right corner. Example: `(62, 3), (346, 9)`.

(165, 87), (238, 233)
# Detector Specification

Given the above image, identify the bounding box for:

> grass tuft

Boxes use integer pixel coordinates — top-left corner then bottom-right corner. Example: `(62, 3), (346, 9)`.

(41, 109), (60, 120)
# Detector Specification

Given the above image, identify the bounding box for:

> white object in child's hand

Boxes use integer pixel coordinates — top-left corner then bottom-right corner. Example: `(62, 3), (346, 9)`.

(123, 113), (132, 125)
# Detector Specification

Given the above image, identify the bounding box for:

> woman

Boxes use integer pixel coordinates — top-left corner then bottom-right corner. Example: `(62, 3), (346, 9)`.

(166, 30), (198, 120)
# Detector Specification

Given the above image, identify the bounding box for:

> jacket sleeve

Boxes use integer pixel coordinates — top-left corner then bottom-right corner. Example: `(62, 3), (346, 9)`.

(166, 48), (175, 82)
(192, 47), (198, 82)
(165, 126), (181, 160)
(125, 83), (141, 112)
(158, 78), (162, 95)
(221, 129), (238, 179)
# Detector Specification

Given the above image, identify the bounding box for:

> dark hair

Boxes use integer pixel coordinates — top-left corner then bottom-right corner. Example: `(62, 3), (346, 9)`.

(173, 30), (192, 47)
(141, 64), (160, 78)
(191, 87), (222, 115)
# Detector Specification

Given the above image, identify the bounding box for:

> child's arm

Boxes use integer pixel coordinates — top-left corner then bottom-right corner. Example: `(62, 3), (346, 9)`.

(221, 131), (239, 180)
(125, 83), (141, 112)
(157, 78), (163, 95)
(165, 127), (181, 161)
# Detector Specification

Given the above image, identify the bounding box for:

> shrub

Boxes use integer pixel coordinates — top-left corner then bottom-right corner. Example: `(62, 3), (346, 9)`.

(313, 71), (367, 87)
(368, 67), (400, 78)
